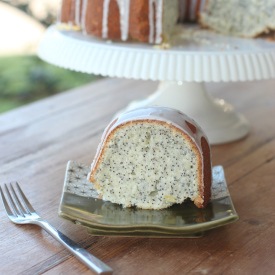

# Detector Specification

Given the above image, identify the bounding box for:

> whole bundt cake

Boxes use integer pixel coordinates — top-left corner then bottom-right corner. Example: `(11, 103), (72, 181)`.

(59, 0), (275, 42)
(88, 106), (212, 210)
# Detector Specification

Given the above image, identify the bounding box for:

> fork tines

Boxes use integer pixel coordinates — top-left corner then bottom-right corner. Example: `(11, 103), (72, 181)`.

(0, 182), (35, 219)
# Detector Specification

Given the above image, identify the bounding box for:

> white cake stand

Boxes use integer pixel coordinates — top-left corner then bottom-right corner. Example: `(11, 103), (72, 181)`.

(38, 25), (275, 144)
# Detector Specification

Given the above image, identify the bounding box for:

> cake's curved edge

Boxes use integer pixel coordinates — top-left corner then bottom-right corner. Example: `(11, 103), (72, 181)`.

(88, 106), (212, 209)
(89, 119), (205, 209)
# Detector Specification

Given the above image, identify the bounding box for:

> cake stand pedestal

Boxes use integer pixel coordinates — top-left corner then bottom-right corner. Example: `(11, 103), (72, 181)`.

(121, 81), (249, 144)
(38, 25), (275, 144)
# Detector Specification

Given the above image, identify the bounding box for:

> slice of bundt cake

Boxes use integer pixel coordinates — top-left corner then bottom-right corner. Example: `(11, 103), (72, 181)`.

(88, 107), (212, 210)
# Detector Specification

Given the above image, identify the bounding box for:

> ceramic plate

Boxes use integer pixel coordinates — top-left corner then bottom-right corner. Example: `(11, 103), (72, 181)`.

(59, 161), (239, 238)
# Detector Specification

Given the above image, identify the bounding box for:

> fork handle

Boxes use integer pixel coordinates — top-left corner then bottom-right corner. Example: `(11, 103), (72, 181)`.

(36, 220), (113, 274)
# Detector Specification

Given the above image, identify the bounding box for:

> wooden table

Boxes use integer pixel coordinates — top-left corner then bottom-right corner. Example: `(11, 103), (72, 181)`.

(0, 78), (274, 275)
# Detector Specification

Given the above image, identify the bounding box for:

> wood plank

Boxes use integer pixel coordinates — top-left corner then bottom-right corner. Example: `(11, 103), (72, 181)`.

(225, 138), (275, 185)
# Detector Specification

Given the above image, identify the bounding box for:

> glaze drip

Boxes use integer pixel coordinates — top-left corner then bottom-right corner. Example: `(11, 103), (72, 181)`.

(102, 0), (111, 39)
(149, 0), (163, 44)
(116, 0), (131, 41)
(102, 0), (131, 40)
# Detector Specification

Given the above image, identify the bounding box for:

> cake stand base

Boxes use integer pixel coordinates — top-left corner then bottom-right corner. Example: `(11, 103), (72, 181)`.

(116, 82), (250, 145)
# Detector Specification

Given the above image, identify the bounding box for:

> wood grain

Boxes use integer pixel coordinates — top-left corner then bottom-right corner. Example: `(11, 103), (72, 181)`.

(0, 78), (274, 275)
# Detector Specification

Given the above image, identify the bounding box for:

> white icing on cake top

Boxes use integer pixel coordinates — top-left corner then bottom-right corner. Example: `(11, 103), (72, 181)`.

(107, 106), (207, 155)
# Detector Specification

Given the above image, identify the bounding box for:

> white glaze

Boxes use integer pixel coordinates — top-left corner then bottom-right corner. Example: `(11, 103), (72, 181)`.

(102, 0), (111, 38)
(75, 0), (81, 27)
(81, 0), (88, 34)
(108, 106), (206, 155)
(149, 0), (163, 44)
(116, 0), (131, 41)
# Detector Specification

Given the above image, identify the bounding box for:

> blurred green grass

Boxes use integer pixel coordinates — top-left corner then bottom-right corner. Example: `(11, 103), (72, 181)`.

(0, 55), (101, 113)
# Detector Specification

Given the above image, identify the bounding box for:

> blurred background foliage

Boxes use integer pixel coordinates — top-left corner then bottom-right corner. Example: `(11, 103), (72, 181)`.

(0, 0), (101, 114)
(0, 55), (100, 113)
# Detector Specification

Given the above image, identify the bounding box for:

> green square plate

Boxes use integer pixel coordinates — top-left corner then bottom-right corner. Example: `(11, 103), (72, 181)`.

(59, 161), (239, 238)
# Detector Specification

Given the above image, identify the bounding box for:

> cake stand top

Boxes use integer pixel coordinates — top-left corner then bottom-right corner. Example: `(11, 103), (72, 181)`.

(38, 24), (275, 82)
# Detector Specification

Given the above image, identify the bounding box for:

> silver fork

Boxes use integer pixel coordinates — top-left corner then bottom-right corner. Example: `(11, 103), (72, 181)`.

(0, 182), (113, 275)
